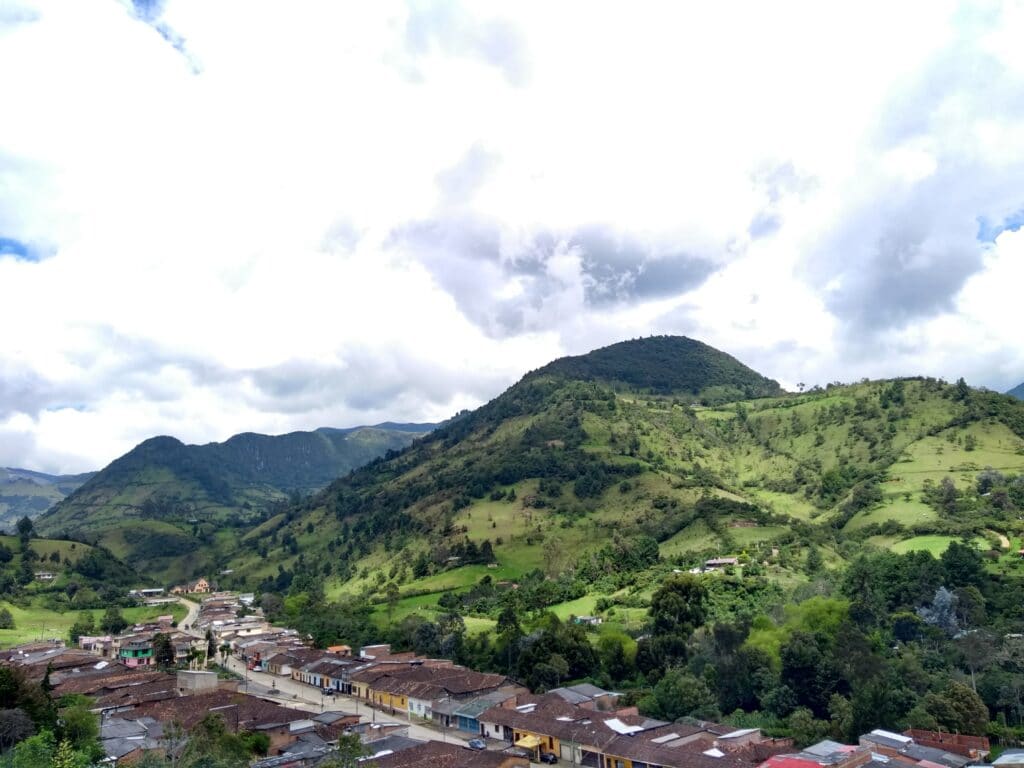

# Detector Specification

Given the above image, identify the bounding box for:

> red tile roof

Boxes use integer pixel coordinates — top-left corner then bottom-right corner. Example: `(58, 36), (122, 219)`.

(371, 741), (527, 768)
(128, 691), (310, 731)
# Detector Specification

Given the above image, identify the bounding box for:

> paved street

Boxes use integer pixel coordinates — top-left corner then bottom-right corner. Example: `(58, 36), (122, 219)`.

(221, 654), (469, 747)
(179, 598), (200, 632)
(176, 597), (472, 749)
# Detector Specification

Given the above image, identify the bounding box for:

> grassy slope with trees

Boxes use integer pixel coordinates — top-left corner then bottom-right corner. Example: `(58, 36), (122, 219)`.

(34, 424), (434, 583)
(223, 337), (1024, 743)
(232, 342), (1024, 615)
(0, 516), (172, 648)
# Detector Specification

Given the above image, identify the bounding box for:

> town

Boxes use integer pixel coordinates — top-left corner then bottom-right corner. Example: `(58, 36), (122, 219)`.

(0, 585), (1005, 768)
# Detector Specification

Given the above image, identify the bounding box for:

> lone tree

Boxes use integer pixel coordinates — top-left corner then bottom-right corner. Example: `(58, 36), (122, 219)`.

(99, 606), (128, 635)
(153, 634), (175, 667)
(15, 517), (33, 547)
(650, 573), (707, 636)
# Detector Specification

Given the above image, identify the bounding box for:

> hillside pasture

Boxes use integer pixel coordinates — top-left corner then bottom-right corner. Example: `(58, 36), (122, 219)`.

(891, 535), (989, 556)
(887, 422), (1024, 499)
(844, 499), (938, 531)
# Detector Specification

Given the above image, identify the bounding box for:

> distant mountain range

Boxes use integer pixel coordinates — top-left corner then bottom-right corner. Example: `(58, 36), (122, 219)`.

(34, 422), (436, 582)
(1009, 382), (1024, 400)
(0, 467), (96, 529)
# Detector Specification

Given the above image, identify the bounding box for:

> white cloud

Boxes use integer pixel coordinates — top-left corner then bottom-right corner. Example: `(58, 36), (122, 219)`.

(1, 0), (1023, 473)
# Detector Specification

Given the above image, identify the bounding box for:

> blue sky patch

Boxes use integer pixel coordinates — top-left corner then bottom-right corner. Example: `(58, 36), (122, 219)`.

(977, 208), (1024, 243)
(0, 237), (37, 261)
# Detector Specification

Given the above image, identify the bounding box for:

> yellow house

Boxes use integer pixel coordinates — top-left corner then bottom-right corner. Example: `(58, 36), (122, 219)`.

(372, 688), (408, 712)
(350, 680), (371, 700)
(513, 728), (559, 759)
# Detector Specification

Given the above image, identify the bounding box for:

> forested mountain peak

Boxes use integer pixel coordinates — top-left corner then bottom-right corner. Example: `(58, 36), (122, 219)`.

(1009, 381), (1024, 400)
(525, 335), (783, 401)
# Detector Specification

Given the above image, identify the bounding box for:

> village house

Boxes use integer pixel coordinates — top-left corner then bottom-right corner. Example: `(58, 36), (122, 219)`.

(858, 729), (974, 768)
(129, 588), (166, 599)
(77, 634), (115, 657)
(341, 655), (430, 699)
(901, 730), (990, 761)
(478, 692), (783, 767)
(50, 666), (176, 710)
(128, 689), (317, 753)
(264, 648), (325, 677)
(171, 577), (212, 595)
(346, 660), (519, 724)
(370, 740), (529, 768)
(549, 683), (620, 711)
(297, 657), (358, 692)
(704, 557), (740, 570)
(118, 637), (154, 668)
(100, 716), (164, 765)
(992, 750), (1024, 767)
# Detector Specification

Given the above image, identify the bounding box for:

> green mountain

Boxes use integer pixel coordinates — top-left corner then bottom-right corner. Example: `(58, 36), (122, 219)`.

(221, 337), (1024, 631)
(526, 335), (782, 402)
(1009, 381), (1024, 400)
(34, 423), (435, 582)
(0, 468), (96, 529)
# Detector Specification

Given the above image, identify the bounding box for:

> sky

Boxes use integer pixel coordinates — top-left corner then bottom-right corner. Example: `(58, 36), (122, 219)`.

(2, 0), (1024, 474)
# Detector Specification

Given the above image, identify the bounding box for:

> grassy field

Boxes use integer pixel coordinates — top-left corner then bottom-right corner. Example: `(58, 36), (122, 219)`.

(547, 595), (601, 621)
(0, 601), (187, 648)
(370, 592), (441, 624)
(0, 535), (96, 563)
(368, 592), (496, 636)
(891, 535), (990, 556)
(886, 423), (1024, 498)
(845, 499), (938, 531)
(745, 489), (821, 521)
(730, 525), (789, 547)
(659, 520), (719, 558)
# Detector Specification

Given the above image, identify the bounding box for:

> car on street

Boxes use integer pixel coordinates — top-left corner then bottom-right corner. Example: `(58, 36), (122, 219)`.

(539, 752), (558, 764)
(467, 739), (487, 751)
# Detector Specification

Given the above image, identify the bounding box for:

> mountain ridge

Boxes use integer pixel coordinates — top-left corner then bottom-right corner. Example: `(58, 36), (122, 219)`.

(35, 421), (437, 581)
(0, 467), (96, 528)
(1009, 381), (1024, 400)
